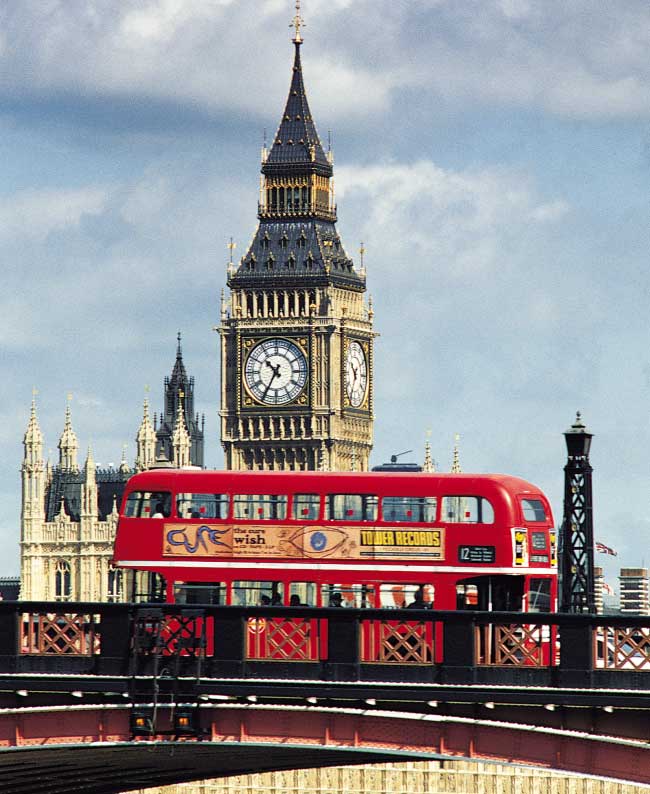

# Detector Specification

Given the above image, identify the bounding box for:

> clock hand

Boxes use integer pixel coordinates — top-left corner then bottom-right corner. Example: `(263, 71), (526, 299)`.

(262, 360), (281, 399)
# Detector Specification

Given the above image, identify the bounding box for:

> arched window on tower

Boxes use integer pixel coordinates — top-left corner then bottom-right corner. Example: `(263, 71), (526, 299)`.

(55, 560), (72, 602)
(298, 231), (307, 248)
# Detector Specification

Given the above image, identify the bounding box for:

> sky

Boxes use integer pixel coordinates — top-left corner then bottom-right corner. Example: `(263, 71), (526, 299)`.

(2, 0), (649, 585)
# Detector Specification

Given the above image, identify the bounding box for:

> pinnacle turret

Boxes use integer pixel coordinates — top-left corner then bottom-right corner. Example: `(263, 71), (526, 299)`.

(423, 440), (435, 473)
(23, 396), (44, 466)
(172, 394), (191, 468)
(58, 401), (79, 471)
(136, 397), (156, 471)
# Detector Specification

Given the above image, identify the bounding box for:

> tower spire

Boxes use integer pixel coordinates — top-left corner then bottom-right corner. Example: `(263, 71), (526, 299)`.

(58, 395), (79, 471)
(136, 392), (156, 471)
(290, 0), (305, 43)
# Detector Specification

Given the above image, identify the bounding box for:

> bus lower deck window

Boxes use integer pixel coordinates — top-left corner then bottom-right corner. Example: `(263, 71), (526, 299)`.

(233, 581), (284, 606)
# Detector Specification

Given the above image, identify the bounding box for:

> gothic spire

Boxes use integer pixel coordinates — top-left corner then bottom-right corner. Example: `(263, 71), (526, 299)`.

(263, 12), (330, 177)
(23, 392), (43, 462)
(172, 392), (191, 468)
(84, 444), (96, 479)
(58, 397), (79, 471)
(170, 331), (188, 387)
(423, 439), (435, 473)
(136, 396), (156, 471)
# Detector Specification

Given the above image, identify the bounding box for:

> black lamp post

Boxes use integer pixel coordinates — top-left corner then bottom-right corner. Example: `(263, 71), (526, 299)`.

(560, 412), (595, 613)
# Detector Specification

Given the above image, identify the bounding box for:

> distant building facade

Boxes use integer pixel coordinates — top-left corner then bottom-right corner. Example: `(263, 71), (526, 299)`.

(618, 568), (649, 615)
(19, 340), (203, 601)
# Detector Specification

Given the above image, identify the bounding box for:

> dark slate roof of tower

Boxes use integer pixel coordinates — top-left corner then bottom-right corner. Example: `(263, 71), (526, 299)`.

(45, 467), (131, 523)
(264, 41), (332, 177)
(230, 33), (365, 293)
(231, 220), (365, 290)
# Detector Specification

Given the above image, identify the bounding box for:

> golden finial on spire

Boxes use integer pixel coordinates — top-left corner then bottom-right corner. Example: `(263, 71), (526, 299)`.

(227, 237), (237, 275)
(290, 0), (305, 43)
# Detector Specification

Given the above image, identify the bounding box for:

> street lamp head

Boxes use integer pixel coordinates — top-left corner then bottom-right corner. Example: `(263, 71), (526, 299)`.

(564, 411), (593, 459)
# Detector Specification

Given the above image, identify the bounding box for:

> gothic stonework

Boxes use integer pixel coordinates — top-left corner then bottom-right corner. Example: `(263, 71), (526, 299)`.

(219, 29), (375, 472)
(20, 340), (204, 602)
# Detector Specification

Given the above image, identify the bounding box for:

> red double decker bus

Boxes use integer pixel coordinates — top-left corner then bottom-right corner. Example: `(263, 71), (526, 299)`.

(113, 469), (557, 614)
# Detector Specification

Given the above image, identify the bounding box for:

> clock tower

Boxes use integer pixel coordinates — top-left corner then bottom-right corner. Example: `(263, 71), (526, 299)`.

(219, 10), (374, 472)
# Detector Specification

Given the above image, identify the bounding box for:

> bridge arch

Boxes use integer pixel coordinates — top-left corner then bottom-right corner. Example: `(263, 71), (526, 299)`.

(0, 703), (649, 793)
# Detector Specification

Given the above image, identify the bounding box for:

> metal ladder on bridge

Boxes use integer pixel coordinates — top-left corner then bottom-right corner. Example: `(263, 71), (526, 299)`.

(128, 607), (207, 736)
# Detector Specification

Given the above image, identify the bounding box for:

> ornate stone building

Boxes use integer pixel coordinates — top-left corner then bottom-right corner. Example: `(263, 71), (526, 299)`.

(219, 12), (374, 472)
(19, 340), (204, 601)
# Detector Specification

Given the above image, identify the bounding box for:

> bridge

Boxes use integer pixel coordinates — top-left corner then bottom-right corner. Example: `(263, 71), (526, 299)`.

(1, 601), (650, 793)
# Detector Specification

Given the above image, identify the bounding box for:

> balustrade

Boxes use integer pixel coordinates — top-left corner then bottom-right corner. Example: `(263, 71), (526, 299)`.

(2, 604), (650, 686)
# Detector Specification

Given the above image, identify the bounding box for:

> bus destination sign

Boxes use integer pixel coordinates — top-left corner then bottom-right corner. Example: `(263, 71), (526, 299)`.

(458, 545), (496, 563)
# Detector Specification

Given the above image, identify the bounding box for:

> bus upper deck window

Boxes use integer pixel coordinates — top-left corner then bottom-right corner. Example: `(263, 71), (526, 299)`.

(325, 494), (378, 522)
(441, 496), (494, 523)
(382, 496), (437, 523)
(176, 493), (229, 520)
(521, 498), (547, 522)
(233, 494), (288, 520)
(124, 491), (171, 518)
(292, 494), (320, 520)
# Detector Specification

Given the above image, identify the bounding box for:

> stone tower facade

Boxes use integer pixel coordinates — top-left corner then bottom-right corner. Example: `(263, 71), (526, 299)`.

(219, 21), (374, 472)
(19, 340), (204, 601)
(20, 398), (129, 602)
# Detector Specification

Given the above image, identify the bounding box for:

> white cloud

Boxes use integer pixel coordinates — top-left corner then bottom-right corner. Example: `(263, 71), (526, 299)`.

(337, 160), (568, 279)
(0, 187), (108, 242)
(2, 1), (650, 125)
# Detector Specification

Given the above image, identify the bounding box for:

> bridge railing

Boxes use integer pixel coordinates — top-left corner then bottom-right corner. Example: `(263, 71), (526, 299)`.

(3, 602), (650, 688)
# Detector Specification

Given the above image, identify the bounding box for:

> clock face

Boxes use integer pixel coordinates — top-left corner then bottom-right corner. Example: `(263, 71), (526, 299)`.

(244, 338), (308, 405)
(345, 340), (368, 408)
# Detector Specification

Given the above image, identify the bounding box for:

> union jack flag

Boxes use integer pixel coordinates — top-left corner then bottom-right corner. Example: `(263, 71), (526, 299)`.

(602, 582), (615, 596)
(596, 541), (617, 556)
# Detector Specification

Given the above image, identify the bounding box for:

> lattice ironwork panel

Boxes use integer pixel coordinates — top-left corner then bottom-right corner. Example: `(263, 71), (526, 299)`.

(476, 623), (549, 667)
(132, 611), (208, 657)
(247, 617), (319, 661)
(21, 612), (100, 656)
(594, 626), (650, 670)
(361, 619), (433, 664)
